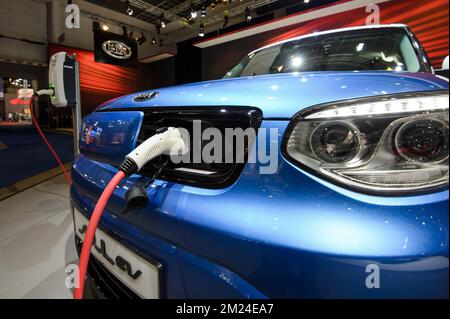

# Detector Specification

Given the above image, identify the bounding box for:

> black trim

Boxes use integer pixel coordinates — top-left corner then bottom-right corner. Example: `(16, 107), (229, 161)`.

(281, 90), (449, 197)
(120, 157), (138, 176)
(73, 204), (166, 299)
(98, 106), (263, 189)
(403, 26), (434, 74)
(75, 234), (165, 299)
(76, 237), (140, 299)
(70, 198), (269, 299)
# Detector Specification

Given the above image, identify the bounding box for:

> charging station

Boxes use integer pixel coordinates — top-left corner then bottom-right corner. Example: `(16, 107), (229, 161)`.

(45, 52), (82, 155)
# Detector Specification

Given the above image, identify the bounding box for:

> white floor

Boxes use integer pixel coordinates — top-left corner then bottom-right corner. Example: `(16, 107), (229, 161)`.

(0, 175), (77, 299)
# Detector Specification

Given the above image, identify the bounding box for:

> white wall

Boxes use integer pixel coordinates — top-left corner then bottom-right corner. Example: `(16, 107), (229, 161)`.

(0, 0), (48, 64)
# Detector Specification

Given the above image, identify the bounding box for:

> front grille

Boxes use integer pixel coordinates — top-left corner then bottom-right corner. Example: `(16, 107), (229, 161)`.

(75, 237), (141, 299)
(137, 107), (263, 188)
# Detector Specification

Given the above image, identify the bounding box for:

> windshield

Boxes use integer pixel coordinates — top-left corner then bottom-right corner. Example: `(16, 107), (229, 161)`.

(224, 28), (424, 78)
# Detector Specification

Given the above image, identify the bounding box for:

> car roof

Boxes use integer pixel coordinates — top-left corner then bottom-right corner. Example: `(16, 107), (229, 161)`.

(249, 24), (408, 55)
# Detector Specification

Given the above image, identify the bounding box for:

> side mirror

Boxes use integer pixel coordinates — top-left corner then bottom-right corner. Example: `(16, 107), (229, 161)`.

(442, 56), (449, 70)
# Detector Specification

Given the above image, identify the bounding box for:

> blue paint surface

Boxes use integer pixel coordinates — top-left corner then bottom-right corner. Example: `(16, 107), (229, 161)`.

(97, 71), (449, 119)
(72, 71), (449, 298)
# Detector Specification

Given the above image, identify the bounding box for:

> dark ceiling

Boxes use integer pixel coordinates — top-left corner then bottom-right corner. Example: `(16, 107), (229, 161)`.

(84, 0), (341, 31)
(84, 0), (216, 25)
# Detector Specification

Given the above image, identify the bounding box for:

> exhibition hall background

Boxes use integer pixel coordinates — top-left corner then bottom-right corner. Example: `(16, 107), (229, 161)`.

(1, 0), (449, 118)
(55, 0), (450, 116)
(0, 0), (448, 193)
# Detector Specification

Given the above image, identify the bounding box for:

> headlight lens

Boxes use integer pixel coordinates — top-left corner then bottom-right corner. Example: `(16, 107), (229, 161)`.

(311, 122), (361, 163)
(284, 91), (449, 194)
(395, 119), (448, 163)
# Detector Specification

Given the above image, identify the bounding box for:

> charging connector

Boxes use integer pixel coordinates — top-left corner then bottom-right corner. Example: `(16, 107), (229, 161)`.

(36, 89), (55, 97)
(120, 127), (186, 175)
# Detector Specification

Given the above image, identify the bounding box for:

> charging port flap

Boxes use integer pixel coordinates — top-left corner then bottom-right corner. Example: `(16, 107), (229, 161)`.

(80, 111), (144, 167)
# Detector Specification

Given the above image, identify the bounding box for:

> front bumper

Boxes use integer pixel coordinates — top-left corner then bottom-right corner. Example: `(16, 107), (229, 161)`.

(71, 121), (449, 298)
(75, 237), (141, 299)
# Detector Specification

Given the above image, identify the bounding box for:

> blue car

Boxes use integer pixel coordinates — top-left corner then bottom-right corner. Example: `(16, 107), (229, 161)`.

(71, 24), (449, 299)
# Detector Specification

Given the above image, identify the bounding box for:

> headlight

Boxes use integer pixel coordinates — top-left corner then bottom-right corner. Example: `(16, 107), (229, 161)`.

(283, 91), (449, 195)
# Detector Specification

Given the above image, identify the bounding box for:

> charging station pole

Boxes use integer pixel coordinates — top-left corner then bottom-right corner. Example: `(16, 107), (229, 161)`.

(72, 60), (82, 156)
(48, 51), (82, 156)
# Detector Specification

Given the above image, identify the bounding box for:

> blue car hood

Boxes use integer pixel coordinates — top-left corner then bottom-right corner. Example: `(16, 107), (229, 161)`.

(97, 71), (448, 118)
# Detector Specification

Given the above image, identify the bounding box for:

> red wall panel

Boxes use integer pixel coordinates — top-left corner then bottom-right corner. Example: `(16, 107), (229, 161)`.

(262, 0), (449, 69)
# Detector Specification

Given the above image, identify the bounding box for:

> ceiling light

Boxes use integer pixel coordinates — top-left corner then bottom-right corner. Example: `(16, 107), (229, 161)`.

(122, 26), (128, 37)
(101, 23), (109, 31)
(199, 24), (205, 37)
(304, 0), (311, 3)
(190, 4), (198, 19)
(201, 5), (206, 17)
(125, 0), (133, 15)
(92, 21), (100, 32)
(245, 7), (251, 22)
(223, 15), (229, 28)
(151, 37), (156, 45)
(137, 33), (146, 45)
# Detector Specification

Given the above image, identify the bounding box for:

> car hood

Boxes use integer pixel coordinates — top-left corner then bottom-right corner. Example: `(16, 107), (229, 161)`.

(97, 71), (449, 119)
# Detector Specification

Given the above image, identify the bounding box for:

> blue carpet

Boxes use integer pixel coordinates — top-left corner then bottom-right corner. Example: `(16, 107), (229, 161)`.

(0, 125), (74, 187)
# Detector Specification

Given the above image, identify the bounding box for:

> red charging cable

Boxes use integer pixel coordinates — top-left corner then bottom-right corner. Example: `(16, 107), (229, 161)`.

(73, 170), (126, 299)
(72, 127), (183, 298)
(29, 95), (72, 185)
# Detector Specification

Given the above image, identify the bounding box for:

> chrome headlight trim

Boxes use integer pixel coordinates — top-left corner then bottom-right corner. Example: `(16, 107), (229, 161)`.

(282, 90), (449, 196)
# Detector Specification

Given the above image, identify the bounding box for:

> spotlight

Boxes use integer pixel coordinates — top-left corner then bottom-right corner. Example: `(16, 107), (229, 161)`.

(92, 21), (100, 32)
(122, 26), (128, 37)
(151, 37), (156, 45)
(223, 15), (229, 28)
(160, 15), (166, 28)
(245, 7), (251, 22)
(190, 4), (198, 19)
(201, 5), (206, 17)
(304, 0), (310, 3)
(199, 24), (205, 37)
(125, 0), (133, 15)
(101, 23), (109, 31)
(137, 33), (146, 45)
